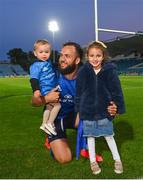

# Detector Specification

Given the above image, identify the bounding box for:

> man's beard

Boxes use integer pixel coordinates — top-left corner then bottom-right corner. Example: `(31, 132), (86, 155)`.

(59, 62), (77, 75)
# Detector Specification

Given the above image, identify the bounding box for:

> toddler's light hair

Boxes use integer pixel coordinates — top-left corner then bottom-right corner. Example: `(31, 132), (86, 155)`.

(34, 39), (51, 51)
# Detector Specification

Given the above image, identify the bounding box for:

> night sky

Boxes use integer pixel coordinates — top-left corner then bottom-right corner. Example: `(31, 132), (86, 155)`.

(0, 0), (143, 60)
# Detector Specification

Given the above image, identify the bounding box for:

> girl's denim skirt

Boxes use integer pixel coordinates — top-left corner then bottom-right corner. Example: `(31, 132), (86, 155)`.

(83, 118), (114, 137)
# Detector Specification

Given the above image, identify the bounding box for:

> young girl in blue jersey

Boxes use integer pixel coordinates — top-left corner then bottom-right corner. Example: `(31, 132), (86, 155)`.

(30, 39), (61, 135)
(75, 41), (125, 175)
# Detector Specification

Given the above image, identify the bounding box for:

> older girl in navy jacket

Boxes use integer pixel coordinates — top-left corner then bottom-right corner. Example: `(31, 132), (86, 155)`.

(75, 41), (125, 175)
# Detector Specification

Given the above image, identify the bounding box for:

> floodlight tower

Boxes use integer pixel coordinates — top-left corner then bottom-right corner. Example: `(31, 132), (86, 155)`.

(48, 20), (59, 63)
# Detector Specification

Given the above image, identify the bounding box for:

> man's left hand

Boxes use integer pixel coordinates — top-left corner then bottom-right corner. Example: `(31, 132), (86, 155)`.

(107, 101), (117, 116)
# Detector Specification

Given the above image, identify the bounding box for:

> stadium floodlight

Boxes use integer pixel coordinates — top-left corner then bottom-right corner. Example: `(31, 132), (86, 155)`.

(48, 21), (59, 32)
(48, 21), (59, 63)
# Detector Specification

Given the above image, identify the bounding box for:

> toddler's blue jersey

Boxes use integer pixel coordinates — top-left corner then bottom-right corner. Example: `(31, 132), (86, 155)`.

(58, 75), (76, 118)
(30, 60), (58, 96)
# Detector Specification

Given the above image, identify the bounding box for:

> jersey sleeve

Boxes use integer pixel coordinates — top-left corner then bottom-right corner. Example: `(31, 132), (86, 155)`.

(29, 63), (40, 92)
(30, 78), (40, 92)
(29, 63), (40, 79)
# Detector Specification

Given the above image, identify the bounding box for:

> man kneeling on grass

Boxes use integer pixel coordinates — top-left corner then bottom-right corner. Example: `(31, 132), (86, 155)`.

(31, 42), (117, 163)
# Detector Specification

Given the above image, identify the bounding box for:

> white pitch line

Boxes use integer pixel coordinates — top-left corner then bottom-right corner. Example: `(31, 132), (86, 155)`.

(123, 86), (143, 90)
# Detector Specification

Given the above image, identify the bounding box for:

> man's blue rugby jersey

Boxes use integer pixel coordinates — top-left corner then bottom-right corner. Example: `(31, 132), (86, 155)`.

(30, 60), (58, 96)
(58, 75), (76, 118)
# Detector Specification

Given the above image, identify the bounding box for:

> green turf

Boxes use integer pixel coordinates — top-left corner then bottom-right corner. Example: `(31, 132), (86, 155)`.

(0, 76), (143, 179)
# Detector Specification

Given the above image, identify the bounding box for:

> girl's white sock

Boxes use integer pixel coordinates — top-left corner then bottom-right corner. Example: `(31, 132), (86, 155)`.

(105, 135), (121, 161)
(87, 137), (96, 163)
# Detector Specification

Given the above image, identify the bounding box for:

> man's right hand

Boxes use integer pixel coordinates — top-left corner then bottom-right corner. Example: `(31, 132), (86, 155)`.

(44, 87), (60, 103)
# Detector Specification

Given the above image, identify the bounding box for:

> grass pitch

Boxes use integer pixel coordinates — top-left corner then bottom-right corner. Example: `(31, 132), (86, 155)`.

(0, 76), (143, 179)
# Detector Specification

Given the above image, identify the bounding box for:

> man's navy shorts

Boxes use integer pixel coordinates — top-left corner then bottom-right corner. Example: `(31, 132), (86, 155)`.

(48, 111), (77, 143)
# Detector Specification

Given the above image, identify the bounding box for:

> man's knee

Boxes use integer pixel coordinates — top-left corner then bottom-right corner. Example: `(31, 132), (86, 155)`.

(50, 139), (72, 164)
(55, 153), (72, 164)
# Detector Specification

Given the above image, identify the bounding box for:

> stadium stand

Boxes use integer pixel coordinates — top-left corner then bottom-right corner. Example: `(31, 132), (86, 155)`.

(128, 62), (143, 75)
(0, 63), (28, 77)
(111, 57), (143, 75)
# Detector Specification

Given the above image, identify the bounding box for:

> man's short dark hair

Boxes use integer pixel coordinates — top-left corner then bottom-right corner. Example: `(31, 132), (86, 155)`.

(62, 42), (83, 60)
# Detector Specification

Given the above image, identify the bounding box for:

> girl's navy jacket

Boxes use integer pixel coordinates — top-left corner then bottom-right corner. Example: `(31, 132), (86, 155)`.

(75, 61), (125, 121)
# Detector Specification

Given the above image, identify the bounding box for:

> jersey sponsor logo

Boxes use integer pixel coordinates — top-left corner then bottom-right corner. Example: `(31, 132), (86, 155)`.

(64, 94), (72, 99)
(62, 94), (73, 103)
